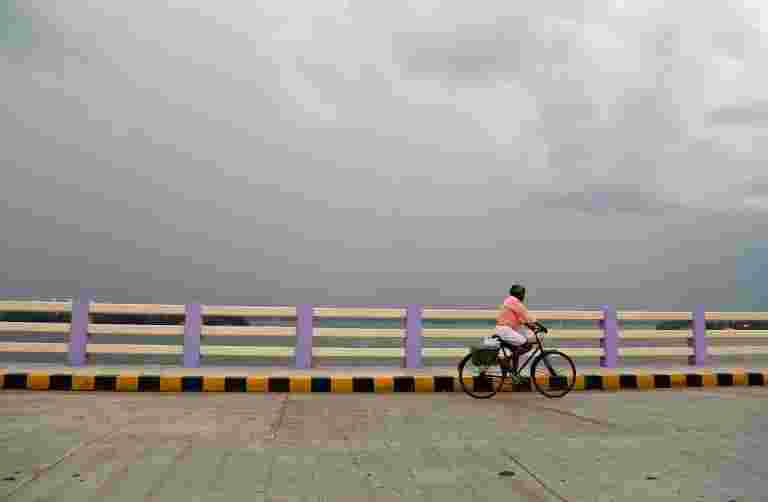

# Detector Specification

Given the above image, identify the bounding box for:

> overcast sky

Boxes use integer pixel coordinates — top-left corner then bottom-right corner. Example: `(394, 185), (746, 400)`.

(2, 0), (767, 310)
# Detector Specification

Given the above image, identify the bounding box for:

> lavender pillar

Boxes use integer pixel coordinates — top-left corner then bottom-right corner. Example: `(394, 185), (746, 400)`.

(600, 305), (619, 368)
(67, 297), (90, 367)
(295, 304), (314, 369)
(405, 304), (423, 369)
(183, 303), (202, 368)
(689, 305), (708, 366)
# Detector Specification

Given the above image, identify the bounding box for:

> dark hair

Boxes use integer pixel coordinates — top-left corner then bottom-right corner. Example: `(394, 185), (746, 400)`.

(509, 284), (526, 302)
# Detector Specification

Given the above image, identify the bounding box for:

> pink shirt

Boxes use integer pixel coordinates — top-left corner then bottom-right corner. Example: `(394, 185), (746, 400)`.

(496, 296), (536, 328)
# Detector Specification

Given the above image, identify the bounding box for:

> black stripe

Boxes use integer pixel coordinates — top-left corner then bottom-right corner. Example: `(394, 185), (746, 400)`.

(549, 376), (568, 391)
(513, 377), (532, 392)
(225, 377), (247, 392)
(393, 376), (415, 392)
(138, 376), (161, 392)
(311, 377), (331, 392)
(94, 375), (117, 391)
(2, 374), (27, 390)
(654, 375), (671, 389)
(619, 375), (638, 389)
(472, 376), (494, 394)
(353, 377), (375, 393)
(181, 376), (203, 392)
(717, 373), (734, 386)
(268, 377), (290, 393)
(584, 375), (603, 390)
(747, 373), (765, 386)
(686, 374), (703, 387)
(434, 376), (455, 392)
(50, 374), (72, 391)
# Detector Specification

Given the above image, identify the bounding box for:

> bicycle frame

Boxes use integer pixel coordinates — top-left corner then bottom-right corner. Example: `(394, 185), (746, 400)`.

(495, 328), (546, 375)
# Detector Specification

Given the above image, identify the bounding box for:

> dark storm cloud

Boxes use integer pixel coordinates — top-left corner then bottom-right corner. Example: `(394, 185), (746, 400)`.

(1, 0), (768, 310)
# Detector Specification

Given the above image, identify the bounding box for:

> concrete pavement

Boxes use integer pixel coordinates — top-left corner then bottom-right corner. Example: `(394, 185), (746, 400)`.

(2, 388), (767, 501)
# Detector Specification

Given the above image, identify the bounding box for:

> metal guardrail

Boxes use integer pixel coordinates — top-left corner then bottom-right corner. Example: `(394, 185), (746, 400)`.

(1, 300), (768, 368)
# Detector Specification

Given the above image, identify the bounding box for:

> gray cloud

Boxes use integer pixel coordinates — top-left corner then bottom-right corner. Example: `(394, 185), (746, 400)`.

(543, 186), (682, 216)
(1, 0), (768, 310)
(710, 101), (768, 125)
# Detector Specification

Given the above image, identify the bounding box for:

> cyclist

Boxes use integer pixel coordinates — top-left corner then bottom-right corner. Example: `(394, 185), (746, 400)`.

(495, 284), (538, 348)
(491, 284), (548, 377)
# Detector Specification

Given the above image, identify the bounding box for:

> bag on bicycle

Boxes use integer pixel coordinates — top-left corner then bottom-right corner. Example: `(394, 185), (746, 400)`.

(470, 347), (499, 366)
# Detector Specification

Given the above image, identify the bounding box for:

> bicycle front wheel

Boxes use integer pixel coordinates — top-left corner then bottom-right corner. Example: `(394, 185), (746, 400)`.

(458, 352), (507, 399)
(531, 350), (576, 398)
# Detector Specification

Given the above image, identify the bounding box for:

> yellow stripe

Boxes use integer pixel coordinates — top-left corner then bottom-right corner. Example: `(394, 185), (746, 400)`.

(203, 376), (226, 392)
(28, 373), (49, 390)
(701, 374), (717, 387)
(331, 376), (353, 393)
(528, 375), (568, 390)
(670, 374), (686, 388)
(247, 376), (267, 392)
(573, 375), (586, 391)
(636, 375), (654, 389)
(116, 375), (138, 391)
(374, 376), (394, 392)
(160, 376), (182, 392)
(414, 376), (433, 392)
(290, 376), (311, 393)
(72, 375), (95, 391)
(602, 375), (620, 391)
(733, 373), (747, 386)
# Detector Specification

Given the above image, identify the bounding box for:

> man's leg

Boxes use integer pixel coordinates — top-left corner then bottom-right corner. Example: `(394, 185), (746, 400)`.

(495, 327), (525, 376)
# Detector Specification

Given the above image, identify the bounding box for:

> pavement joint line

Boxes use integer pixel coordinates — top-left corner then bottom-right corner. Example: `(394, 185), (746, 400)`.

(2, 416), (142, 499)
(265, 394), (290, 441)
(503, 448), (572, 502)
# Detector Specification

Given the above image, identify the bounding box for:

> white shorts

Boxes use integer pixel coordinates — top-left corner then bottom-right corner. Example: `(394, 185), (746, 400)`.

(494, 326), (530, 346)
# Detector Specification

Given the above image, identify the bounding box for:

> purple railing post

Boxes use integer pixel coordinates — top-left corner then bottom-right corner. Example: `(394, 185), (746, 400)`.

(67, 297), (90, 367)
(295, 304), (314, 369)
(689, 305), (708, 366)
(405, 304), (423, 369)
(600, 305), (619, 368)
(183, 303), (202, 368)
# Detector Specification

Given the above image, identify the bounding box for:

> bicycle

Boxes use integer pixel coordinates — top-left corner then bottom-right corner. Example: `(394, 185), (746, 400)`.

(458, 322), (576, 399)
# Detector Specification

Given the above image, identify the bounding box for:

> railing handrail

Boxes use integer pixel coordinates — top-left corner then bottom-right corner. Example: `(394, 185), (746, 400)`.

(2, 298), (768, 369)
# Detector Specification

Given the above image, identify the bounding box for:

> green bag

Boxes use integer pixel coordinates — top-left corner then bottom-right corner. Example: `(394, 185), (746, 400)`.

(470, 347), (499, 366)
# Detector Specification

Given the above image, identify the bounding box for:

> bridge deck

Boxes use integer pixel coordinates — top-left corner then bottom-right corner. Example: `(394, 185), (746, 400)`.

(2, 387), (766, 501)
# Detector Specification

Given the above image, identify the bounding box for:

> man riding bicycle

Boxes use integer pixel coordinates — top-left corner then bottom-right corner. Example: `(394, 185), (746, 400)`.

(492, 284), (547, 371)
(460, 284), (575, 398)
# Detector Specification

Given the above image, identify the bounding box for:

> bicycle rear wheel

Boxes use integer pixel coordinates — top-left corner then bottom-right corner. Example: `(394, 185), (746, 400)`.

(458, 352), (507, 399)
(531, 350), (576, 398)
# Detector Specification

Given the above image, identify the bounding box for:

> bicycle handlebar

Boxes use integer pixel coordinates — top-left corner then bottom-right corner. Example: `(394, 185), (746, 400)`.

(526, 322), (548, 334)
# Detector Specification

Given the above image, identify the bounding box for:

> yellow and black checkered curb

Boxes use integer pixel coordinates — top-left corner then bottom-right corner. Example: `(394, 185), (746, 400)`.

(1, 371), (767, 393)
